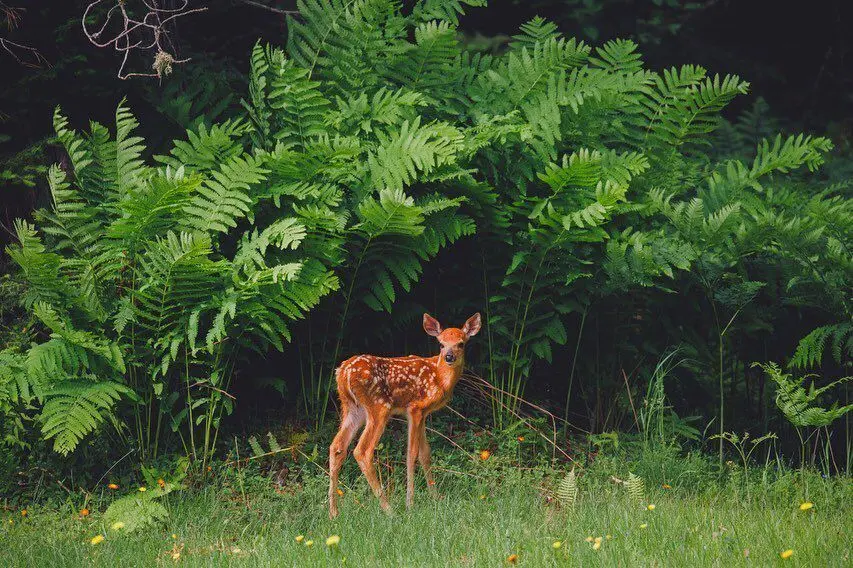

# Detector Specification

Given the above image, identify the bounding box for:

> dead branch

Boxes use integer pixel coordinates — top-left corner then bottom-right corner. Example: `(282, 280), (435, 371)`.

(0, 3), (48, 67)
(82, 0), (207, 80)
(239, 0), (299, 15)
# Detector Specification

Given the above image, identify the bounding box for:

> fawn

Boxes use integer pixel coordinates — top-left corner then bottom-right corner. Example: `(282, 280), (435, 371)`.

(328, 312), (481, 518)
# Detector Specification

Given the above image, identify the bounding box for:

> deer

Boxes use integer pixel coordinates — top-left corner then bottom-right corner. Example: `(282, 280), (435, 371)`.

(328, 312), (481, 518)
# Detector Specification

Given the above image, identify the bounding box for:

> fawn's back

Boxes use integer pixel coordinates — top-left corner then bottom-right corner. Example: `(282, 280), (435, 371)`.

(336, 354), (451, 413)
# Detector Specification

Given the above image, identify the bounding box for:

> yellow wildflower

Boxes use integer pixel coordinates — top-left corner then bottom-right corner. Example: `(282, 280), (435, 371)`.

(647, 504), (656, 511)
(8, 519), (13, 524)
(305, 540), (314, 547)
(171, 534), (177, 540)
(780, 549), (794, 559)
(326, 535), (341, 547)
(138, 486), (147, 492)
(606, 534), (612, 540)
(552, 541), (562, 549)
(480, 450), (491, 461)
(594, 536), (602, 543)
(479, 494), (487, 500)
(171, 552), (181, 560)
(662, 483), (672, 489)
(157, 478), (166, 488)
(295, 535), (304, 543)
(90, 534), (105, 545)
(592, 540), (601, 551)
(639, 523), (648, 529)
(585, 536), (594, 543)
(20, 509), (27, 517)
(108, 483), (119, 490)
(110, 522), (125, 531)
(799, 502), (813, 511)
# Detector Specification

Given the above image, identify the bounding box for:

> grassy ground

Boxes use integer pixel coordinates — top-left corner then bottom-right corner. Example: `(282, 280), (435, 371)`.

(2, 461), (850, 567)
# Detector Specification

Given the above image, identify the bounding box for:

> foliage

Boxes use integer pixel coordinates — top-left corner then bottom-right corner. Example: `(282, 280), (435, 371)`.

(626, 471), (645, 504)
(759, 363), (852, 429)
(5, 101), (338, 461)
(1, 0), (850, 471)
(555, 466), (578, 509)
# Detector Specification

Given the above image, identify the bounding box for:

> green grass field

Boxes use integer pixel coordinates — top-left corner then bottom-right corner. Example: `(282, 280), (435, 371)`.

(3, 461), (850, 567)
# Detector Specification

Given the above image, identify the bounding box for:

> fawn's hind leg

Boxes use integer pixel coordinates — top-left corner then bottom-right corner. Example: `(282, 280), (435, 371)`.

(329, 404), (365, 519)
(353, 406), (392, 513)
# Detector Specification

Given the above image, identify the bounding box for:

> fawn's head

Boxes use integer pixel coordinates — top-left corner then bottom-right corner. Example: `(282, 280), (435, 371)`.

(423, 312), (481, 366)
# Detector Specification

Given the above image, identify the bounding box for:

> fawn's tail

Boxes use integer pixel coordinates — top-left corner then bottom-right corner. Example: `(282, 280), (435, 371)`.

(335, 364), (359, 407)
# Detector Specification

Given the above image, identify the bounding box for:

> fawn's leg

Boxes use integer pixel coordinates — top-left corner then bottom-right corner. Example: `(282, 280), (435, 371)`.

(353, 406), (391, 513)
(417, 419), (437, 497)
(406, 408), (423, 508)
(328, 404), (365, 519)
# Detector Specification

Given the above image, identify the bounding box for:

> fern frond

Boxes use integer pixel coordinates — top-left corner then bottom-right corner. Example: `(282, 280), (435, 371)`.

(181, 152), (268, 234)
(411, 0), (486, 24)
(626, 472), (645, 504)
(556, 467), (579, 509)
(40, 379), (133, 455)
(103, 491), (169, 533)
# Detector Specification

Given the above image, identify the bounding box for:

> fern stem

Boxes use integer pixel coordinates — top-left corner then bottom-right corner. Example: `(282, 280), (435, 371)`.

(564, 308), (587, 423)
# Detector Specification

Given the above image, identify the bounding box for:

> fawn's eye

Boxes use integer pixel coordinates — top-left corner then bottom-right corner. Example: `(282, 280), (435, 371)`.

(457, 342), (464, 348)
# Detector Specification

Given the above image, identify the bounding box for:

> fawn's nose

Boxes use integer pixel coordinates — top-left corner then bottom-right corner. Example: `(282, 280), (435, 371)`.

(444, 353), (456, 363)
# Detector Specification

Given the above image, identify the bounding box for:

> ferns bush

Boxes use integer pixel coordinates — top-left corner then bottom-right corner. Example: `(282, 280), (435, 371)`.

(3, 0), (850, 463)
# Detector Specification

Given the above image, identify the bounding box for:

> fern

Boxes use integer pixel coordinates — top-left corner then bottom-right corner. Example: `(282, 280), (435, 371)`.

(626, 472), (645, 504)
(40, 379), (134, 455)
(411, 0), (486, 25)
(791, 324), (852, 369)
(367, 118), (463, 190)
(103, 487), (173, 533)
(556, 467), (579, 509)
(759, 362), (852, 428)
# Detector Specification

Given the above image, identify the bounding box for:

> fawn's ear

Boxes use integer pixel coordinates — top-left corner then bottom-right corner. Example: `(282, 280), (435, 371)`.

(423, 313), (442, 337)
(462, 312), (481, 337)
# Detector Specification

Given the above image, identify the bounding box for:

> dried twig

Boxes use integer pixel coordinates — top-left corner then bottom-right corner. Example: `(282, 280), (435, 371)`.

(0, 3), (48, 67)
(82, 0), (208, 79)
(239, 0), (298, 15)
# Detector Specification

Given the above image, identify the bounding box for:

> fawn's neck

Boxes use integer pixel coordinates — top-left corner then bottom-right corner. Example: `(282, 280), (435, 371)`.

(434, 355), (463, 393)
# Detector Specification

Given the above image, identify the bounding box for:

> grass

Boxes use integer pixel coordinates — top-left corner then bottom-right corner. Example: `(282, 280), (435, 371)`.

(2, 458), (851, 567)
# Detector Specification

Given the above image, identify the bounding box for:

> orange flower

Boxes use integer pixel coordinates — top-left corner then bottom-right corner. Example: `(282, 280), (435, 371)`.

(107, 483), (119, 490)
(336, 488), (344, 496)
(662, 483), (672, 489)
(80, 508), (90, 517)
(157, 478), (166, 488)
(428, 480), (436, 486)
(517, 436), (525, 442)
(20, 509), (27, 517)
(479, 450), (491, 461)
(506, 553), (519, 564)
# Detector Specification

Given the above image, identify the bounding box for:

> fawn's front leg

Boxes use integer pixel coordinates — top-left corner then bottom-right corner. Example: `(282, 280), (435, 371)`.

(406, 408), (424, 508)
(417, 419), (438, 497)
